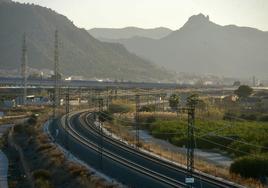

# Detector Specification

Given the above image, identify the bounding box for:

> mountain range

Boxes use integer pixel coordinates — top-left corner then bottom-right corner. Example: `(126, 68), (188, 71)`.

(93, 14), (268, 79)
(88, 27), (172, 40)
(0, 1), (174, 82)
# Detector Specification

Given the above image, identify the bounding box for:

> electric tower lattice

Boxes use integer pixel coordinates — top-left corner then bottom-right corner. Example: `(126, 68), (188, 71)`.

(21, 33), (28, 105)
(53, 30), (60, 118)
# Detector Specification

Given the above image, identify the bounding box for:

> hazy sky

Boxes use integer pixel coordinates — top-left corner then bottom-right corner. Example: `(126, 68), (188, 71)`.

(15, 0), (268, 31)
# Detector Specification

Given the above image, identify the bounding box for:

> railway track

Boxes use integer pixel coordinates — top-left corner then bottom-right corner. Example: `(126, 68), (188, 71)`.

(81, 112), (243, 188)
(50, 110), (244, 188)
(65, 112), (185, 187)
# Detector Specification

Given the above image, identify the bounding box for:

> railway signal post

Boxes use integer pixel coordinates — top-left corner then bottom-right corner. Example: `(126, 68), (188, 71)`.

(65, 87), (70, 155)
(98, 98), (104, 170)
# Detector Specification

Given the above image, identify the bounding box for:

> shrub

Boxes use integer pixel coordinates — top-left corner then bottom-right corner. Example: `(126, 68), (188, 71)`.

(223, 112), (237, 121)
(169, 94), (180, 111)
(14, 124), (24, 133)
(98, 111), (113, 122)
(239, 114), (257, 121)
(33, 169), (51, 180)
(28, 114), (38, 125)
(228, 142), (258, 157)
(108, 103), (134, 114)
(230, 155), (268, 179)
(139, 105), (156, 112)
(145, 116), (156, 125)
(234, 85), (253, 98)
(35, 179), (52, 188)
(36, 144), (53, 152)
(259, 115), (268, 122)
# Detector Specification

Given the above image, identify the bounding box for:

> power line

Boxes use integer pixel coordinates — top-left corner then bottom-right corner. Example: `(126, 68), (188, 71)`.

(207, 133), (268, 150)
(196, 137), (255, 157)
(99, 110), (268, 150)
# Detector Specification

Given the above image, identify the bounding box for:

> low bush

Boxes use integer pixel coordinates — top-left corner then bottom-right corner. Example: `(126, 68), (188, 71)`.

(139, 105), (156, 112)
(33, 169), (51, 180)
(13, 124), (24, 133)
(145, 116), (156, 126)
(148, 119), (268, 158)
(223, 112), (238, 121)
(108, 103), (134, 114)
(36, 144), (53, 152)
(259, 115), (268, 122)
(239, 114), (257, 121)
(230, 155), (268, 179)
(28, 114), (38, 125)
(98, 111), (113, 122)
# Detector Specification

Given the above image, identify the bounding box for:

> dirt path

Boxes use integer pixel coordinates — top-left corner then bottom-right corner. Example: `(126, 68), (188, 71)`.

(138, 130), (233, 167)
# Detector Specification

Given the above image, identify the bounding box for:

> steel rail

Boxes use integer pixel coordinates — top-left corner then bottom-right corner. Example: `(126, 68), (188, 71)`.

(81, 112), (244, 188)
(60, 112), (186, 187)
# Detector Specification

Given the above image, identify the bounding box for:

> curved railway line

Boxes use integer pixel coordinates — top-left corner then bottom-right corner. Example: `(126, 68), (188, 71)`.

(48, 110), (244, 188)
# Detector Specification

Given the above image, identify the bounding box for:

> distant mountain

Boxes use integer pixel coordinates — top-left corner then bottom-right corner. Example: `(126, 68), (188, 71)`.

(0, 2), (174, 82)
(107, 14), (268, 79)
(88, 27), (172, 40)
(0, 0), (11, 3)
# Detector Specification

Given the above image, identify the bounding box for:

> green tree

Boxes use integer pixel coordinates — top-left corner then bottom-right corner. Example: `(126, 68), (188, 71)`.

(187, 94), (199, 107)
(169, 94), (180, 111)
(234, 85), (253, 98)
(233, 81), (241, 87)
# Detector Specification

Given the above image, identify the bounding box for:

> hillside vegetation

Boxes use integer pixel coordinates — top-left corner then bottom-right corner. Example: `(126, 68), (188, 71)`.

(0, 2), (174, 82)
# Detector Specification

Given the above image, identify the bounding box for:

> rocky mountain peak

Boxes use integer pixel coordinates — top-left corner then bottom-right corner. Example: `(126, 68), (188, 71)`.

(182, 13), (211, 28)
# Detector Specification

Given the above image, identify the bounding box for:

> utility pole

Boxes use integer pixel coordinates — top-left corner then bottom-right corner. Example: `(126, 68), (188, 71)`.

(135, 94), (140, 147)
(21, 33), (28, 105)
(98, 98), (104, 113)
(88, 89), (93, 108)
(98, 98), (104, 170)
(78, 87), (82, 108)
(153, 94), (156, 116)
(115, 88), (118, 100)
(106, 87), (109, 109)
(65, 87), (70, 154)
(186, 105), (195, 187)
(53, 30), (60, 119)
(252, 76), (256, 87)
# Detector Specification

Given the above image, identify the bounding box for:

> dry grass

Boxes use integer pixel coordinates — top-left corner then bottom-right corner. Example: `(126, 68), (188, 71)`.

(118, 112), (188, 122)
(11, 106), (119, 188)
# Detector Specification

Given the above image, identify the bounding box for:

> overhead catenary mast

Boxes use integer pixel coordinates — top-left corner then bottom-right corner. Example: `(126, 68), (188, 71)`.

(186, 106), (195, 187)
(53, 30), (60, 118)
(135, 94), (140, 147)
(21, 33), (28, 105)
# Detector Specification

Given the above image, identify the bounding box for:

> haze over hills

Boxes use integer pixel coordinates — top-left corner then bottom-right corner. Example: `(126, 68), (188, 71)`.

(96, 14), (268, 79)
(88, 27), (172, 40)
(0, 1), (174, 82)
(0, 0), (11, 3)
